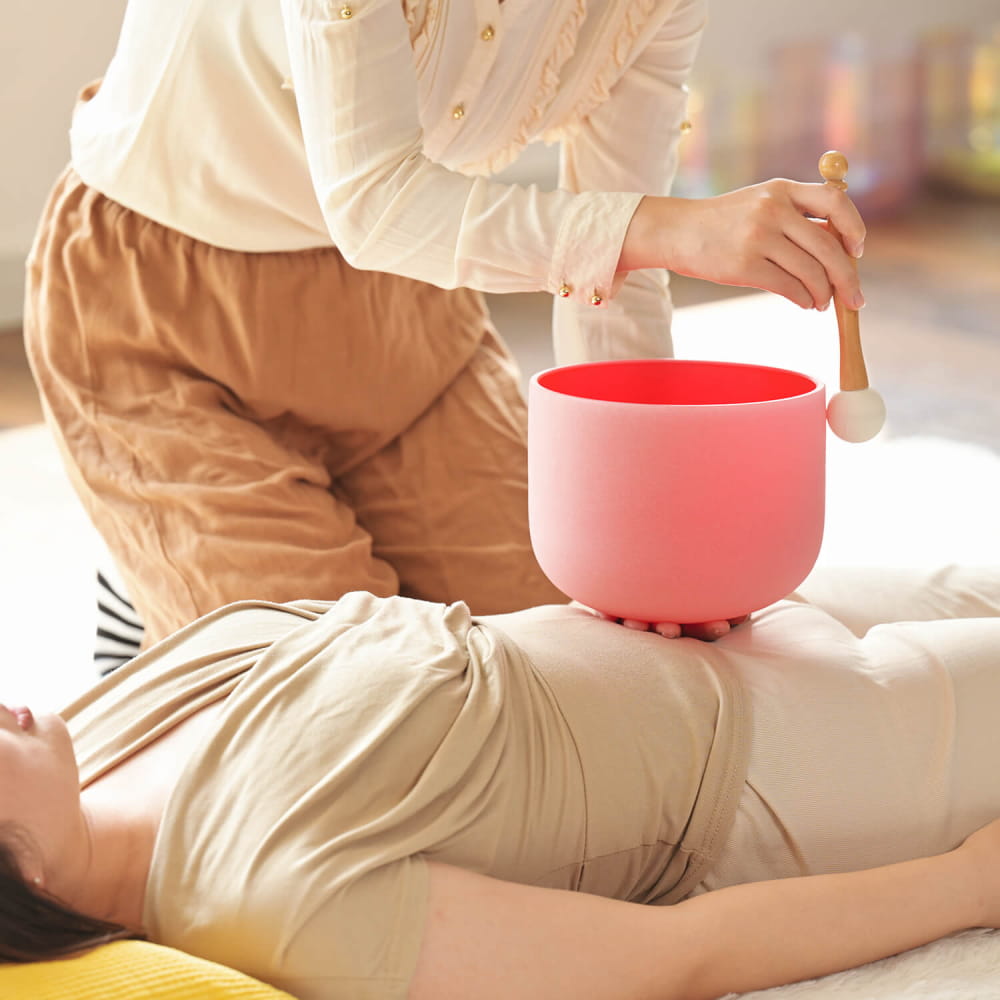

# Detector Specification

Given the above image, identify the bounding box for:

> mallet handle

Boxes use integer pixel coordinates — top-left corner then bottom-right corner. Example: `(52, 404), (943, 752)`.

(819, 151), (870, 392)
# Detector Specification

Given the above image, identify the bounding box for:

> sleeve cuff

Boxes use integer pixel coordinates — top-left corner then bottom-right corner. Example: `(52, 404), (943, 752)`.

(546, 190), (644, 308)
(551, 268), (675, 366)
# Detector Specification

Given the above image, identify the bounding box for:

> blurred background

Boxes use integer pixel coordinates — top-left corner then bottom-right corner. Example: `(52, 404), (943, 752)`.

(677, 9), (1000, 211)
(2, 0), (998, 329)
(1, 0), (998, 708)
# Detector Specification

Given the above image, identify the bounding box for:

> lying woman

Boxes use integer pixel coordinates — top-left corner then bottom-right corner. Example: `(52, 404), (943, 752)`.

(3, 564), (1000, 999)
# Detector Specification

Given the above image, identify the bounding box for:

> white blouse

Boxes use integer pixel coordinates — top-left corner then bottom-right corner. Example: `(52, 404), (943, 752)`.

(70, 0), (705, 362)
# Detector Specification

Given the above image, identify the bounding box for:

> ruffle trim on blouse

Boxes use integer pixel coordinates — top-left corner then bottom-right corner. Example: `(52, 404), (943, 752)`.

(403, 0), (440, 62)
(540, 0), (659, 144)
(459, 0), (588, 175)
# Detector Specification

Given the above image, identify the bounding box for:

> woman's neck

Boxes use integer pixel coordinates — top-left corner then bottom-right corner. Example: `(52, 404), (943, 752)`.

(68, 700), (225, 931)
(74, 795), (160, 931)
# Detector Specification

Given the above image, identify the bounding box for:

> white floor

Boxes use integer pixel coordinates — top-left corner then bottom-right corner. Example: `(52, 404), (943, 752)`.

(2, 290), (999, 996)
(0, 423), (103, 707)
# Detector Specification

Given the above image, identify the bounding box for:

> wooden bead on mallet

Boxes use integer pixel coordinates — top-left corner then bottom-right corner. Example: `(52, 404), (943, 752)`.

(819, 150), (886, 443)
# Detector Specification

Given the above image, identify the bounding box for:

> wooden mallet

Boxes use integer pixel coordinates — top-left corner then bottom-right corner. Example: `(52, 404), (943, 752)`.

(818, 150), (886, 443)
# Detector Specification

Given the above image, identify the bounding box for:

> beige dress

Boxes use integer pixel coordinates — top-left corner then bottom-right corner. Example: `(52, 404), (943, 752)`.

(64, 591), (747, 1000)
(63, 566), (1000, 998)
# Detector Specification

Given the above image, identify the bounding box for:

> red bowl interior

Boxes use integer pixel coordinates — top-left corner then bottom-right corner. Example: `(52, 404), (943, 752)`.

(537, 359), (818, 406)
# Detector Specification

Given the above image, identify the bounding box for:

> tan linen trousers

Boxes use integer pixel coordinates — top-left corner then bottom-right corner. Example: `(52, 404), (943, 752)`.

(25, 168), (564, 644)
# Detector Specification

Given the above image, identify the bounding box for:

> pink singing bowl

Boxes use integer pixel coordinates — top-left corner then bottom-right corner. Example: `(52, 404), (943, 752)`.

(528, 359), (827, 624)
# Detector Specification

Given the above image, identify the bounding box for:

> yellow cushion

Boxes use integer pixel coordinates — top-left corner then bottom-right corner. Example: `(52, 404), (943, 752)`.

(0, 940), (297, 999)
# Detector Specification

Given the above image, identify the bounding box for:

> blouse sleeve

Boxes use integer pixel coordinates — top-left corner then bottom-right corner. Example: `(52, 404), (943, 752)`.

(551, 0), (706, 364)
(279, 0), (641, 303)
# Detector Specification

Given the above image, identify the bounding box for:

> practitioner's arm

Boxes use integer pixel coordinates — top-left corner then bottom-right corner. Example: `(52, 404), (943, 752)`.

(410, 823), (996, 1000)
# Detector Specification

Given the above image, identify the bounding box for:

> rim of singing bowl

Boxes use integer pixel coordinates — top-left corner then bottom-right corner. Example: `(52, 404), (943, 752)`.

(532, 358), (824, 409)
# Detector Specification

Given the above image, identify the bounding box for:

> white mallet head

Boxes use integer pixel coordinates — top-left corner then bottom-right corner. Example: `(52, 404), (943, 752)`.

(818, 151), (887, 445)
(826, 386), (886, 443)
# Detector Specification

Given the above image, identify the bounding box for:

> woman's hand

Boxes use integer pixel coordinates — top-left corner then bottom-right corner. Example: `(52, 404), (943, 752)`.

(619, 180), (866, 312)
(599, 612), (751, 641)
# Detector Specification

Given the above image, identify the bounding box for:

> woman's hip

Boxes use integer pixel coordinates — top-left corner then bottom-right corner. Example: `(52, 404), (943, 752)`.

(23, 167), (491, 438)
(699, 579), (1000, 891)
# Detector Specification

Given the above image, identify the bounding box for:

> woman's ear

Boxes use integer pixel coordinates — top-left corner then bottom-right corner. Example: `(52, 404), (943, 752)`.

(1, 824), (45, 892)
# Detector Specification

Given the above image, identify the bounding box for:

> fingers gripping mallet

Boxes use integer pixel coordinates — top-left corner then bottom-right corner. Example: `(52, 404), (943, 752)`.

(819, 151), (886, 443)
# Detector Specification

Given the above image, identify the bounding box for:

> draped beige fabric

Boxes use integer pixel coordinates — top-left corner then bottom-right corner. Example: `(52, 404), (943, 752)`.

(64, 592), (747, 999)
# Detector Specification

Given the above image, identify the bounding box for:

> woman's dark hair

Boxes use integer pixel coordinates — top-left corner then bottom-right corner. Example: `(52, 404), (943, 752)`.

(0, 827), (141, 963)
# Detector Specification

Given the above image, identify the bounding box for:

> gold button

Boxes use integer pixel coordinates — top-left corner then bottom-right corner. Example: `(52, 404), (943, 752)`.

(679, 119), (693, 134)
(481, 25), (495, 41)
(339, 5), (353, 18)
(557, 284), (571, 298)
(590, 292), (603, 306)
(452, 104), (465, 120)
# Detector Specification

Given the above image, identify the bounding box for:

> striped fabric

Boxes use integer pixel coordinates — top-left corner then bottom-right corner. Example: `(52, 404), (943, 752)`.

(95, 564), (144, 675)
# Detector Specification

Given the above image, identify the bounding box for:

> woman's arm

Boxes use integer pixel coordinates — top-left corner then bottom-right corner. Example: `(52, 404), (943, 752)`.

(280, 0), (864, 321)
(279, 0), (638, 300)
(550, 0), (706, 365)
(409, 827), (994, 1000)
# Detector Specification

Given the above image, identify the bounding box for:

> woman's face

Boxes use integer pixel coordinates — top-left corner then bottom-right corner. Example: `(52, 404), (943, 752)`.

(0, 704), (81, 869)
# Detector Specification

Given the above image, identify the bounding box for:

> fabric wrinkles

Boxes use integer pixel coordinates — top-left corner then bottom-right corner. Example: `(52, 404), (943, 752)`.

(69, 0), (702, 353)
(546, 0), (661, 140)
(62, 592), (747, 999)
(57, 567), (1000, 999)
(24, 168), (565, 644)
(472, 0), (588, 176)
